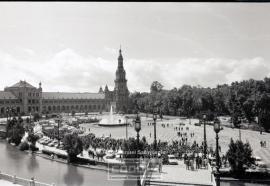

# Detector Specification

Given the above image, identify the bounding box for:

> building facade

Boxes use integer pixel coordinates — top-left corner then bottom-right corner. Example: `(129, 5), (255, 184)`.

(0, 48), (129, 117)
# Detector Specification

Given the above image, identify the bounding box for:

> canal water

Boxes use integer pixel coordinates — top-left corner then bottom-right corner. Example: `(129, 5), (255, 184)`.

(0, 141), (138, 186)
(0, 141), (268, 186)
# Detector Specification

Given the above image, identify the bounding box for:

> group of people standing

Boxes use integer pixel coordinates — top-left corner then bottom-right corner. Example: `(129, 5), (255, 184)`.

(260, 141), (267, 147)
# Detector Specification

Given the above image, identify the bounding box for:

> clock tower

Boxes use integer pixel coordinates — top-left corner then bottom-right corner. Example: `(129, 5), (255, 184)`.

(114, 48), (129, 113)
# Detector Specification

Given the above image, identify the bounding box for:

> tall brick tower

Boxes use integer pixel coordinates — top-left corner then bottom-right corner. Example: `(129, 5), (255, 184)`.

(114, 48), (129, 113)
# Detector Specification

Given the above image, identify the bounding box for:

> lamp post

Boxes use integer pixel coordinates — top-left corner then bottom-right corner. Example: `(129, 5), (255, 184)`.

(29, 112), (32, 131)
(153, 111), (157, 156)
(11, 116), (17, 141)
(134, 113), (141, 186)
(6, 108), (11, 122)
(203, 114), (207, 159)
(238, 121), (241, 141)
(6, 108), (11, 139)
(55, 116), (61, 147)
(125, 116), (128, 139)
(213, 118), (221, 186)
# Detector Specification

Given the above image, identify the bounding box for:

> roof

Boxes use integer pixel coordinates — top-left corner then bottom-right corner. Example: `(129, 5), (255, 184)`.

(10, 80), (36, 89)
(42, 92), (105, 100)
(0, 91), (17, 100)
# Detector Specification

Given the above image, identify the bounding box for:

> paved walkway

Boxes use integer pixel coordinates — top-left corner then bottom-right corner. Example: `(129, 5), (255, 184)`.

(82, 117), (270, 168)
(0, 180), (22, 186)
(150, 160), (213, 185)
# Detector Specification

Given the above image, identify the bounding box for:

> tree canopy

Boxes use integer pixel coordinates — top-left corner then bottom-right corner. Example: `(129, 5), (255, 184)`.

(128, 78), (270, 131)
(226, 139), (254, 176)
(63, 133), (83, 163)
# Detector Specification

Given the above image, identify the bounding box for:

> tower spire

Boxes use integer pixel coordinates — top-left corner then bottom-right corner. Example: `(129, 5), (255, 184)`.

(118, 46), (123, 67)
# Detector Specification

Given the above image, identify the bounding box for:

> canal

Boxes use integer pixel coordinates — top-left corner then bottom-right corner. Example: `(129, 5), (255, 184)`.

(0, 140), (269, 186)
(0, 141), (137, 186)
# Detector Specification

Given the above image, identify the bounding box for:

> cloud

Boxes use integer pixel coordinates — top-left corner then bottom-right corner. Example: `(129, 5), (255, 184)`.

(0, 48), (269, 93)
(126, 57), (270, 91)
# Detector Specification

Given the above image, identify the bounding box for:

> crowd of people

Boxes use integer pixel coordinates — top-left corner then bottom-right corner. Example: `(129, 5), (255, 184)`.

(260, 141), (267, 148)
(78, 121), (220, 169)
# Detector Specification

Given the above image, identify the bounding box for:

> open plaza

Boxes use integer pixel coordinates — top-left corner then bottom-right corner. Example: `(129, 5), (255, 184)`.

(1, 2), (270, 186)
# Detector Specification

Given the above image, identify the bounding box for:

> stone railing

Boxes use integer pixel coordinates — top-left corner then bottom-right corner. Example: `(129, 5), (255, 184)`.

(141, 160), (151, 186)
(0, 171), (55, 186)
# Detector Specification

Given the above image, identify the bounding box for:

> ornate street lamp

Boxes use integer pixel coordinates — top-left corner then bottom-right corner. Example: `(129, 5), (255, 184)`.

(6, 108), (11, 121)
(5, 108), (11, 138)
(203, 114), (207, 159)
(153, 111), (158, 156)
(213, 117), (221, 186)
(134, 113), (141, 186)
(125, 116), (128, 139)
(11, 116), (17, 140)
(55, 115), (61, 147)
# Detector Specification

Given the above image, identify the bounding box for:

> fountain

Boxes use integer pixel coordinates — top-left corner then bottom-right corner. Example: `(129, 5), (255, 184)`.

(98, 105), (128, 127)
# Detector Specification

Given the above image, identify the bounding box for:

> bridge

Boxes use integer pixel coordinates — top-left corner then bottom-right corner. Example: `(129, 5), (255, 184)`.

(0, 122), (6, 138)
(141, 159), (214, 186)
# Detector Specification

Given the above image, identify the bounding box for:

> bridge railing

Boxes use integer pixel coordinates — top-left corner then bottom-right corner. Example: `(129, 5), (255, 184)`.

(141, 159), (151, 186)
(0, 171), (55, 186)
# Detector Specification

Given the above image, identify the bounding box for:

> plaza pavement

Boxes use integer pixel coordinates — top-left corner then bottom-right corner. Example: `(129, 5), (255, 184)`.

(80, 117), (270, 167)
(0, 180), (22, 186)
(153, 160), (213, 185)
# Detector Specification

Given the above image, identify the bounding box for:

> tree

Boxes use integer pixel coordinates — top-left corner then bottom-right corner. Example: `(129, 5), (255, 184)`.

(27, 133), (39, 151)
(257, 93), (270, 131)
(63, 133), (83, 163)
(122, 137), (147, 158)
(226, 139), (254, 176)
(33, 112), (40, 122)
(229, 93), (242, 127)
(6, 117), (25, 146)
(150, 81), (163, 93)
(242, 99), (255, 123)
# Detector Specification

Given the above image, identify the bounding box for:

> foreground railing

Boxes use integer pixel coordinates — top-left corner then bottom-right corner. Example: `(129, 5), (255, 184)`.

(0, 171), (55, 186)
(141, 159), (151, 186)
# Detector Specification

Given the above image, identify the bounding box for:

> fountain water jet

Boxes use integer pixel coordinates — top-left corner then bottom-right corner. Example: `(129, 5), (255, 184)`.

(98, 105), (128, 127)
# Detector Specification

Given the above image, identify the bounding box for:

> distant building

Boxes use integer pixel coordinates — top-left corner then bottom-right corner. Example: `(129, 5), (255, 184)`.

(0, 48), (129, 117)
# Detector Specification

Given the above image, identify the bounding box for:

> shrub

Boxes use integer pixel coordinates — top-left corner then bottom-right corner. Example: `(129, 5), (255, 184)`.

(226, 138), (255, 177)
(19, 142), (29, 151)
(29, 144), (39, 151)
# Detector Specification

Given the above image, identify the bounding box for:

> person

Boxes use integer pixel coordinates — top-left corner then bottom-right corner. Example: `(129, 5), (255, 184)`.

(195, 156), (199, 169)
(159, 159), (162, 173)
(30, 177), (35, 186)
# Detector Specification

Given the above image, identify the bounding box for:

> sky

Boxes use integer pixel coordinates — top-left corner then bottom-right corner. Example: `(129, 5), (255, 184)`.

(0, 2), (270, 93)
